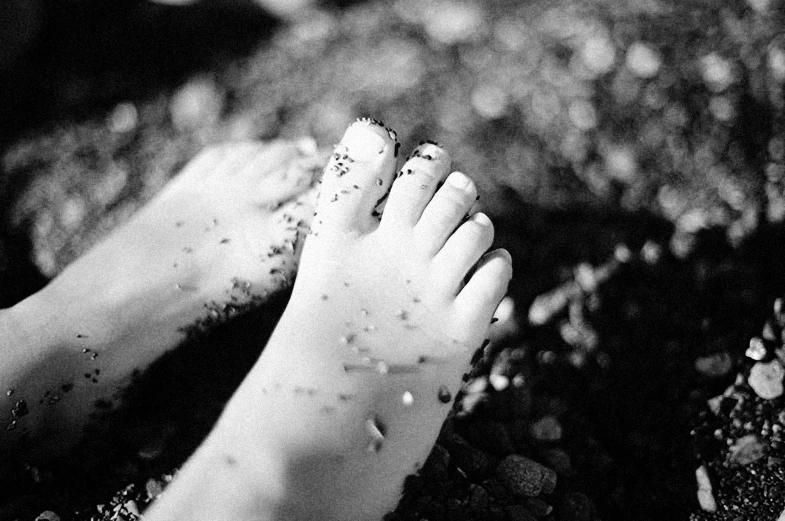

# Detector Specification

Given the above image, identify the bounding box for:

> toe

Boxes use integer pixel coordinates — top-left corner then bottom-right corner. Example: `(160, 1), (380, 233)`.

(454, 248), (513, 334)
(315, 119), (398, 234)
(172, 141), (317, 206)
(414, 171), (478, 256)
(379, 142), (452, 229)
(430, 212), (495, 295)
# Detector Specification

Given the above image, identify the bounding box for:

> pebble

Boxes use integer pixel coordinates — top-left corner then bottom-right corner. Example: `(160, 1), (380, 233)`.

(746, 337), (767, 360)
(489, 373), (510, 391)
(728, 434), (766, 465)
(694, 351), (733, 377)
(748, 359), (785, 399)
(447, 433), (497, 480)
(530, 415), (563, 442)
(468, 484), (490, 511)
(146, 478), (165, 500)
(525, 497), (553, 516)
(481, 477), (514, 504)
(543, 448), (573, 476)
(706, 395), (724, 415)
(35, 512), (60, 521)
(695, 465), (717, 512)
(420, 443), (450, 481)
(495, 455), (557, 497)
(123, 500), (140, 516)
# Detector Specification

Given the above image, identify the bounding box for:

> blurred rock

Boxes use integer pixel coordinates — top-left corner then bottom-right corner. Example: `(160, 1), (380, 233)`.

(170, 76), (224, 132)
(468, 484), (490, 511)
(530, 416), (563, 442)
(694, 351), (733, 378)
(543, 448), (572, 476)
(495, 455), (557, 497)
(626, 42), (661, 79)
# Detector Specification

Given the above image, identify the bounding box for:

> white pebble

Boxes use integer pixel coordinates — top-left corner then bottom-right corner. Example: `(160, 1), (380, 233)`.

(402, 391), (414, 406)
(465, 376), (488, 394)
(625, 42), (661, 78)
(489, 374), (509, 392)
(700, 53), (734, 92)
(728, 434), (766, 465)
(581, 36), (616, 75)
(769, 47), (785, 82)
(123, 500), (140, 516)
(748, 359), (785, 399)
(568, 99), (597, 130)
(746, 337), (767, 361)
(641, 240), (662, 264)
(424, 1), (484, 45)
(695, 465), (717, 512)
(170, 76), (223, 131)
(471, 84), (509, 119)
(107, 102), (138, 133)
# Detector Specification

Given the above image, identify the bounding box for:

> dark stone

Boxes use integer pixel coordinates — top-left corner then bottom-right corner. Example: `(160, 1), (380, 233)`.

(457, 419), (518, 457)
(495, 455), (557, 497)
(468, 484), (490, 511)
(450, 436), (497, 481)
(421, 443), (450, 481)
(524, 497), (553, 516)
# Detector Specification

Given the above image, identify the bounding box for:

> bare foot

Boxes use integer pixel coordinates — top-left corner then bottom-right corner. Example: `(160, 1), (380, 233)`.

(0, 140), (320, 460)
(145, 120), (513, 521)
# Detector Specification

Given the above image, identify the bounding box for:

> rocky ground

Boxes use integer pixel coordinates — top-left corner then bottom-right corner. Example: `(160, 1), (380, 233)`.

(2, 0), (785, 520)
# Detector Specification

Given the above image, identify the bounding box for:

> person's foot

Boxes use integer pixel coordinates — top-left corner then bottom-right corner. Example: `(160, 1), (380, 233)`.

(145, 120), (512, 521)
(1, 140), (320, 459)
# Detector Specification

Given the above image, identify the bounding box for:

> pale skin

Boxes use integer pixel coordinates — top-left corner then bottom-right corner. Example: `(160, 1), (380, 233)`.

(0, 119), (512, 520)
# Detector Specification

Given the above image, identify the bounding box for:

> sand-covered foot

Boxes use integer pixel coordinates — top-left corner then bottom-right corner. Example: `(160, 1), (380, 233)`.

(145, 120), (513, 521)
(0, 140), (320, 460)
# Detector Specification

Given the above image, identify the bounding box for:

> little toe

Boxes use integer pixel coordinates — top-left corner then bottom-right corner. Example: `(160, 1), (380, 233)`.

(380, 142), (452, 229)
(431, 212), (495, 295)
(315, 119), (398, 233)
(454, 248), (513, 334)
(414, 171), (478, 256)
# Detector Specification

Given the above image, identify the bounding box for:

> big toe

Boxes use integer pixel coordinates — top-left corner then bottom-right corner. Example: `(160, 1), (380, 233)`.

(313, 119), (398, 235)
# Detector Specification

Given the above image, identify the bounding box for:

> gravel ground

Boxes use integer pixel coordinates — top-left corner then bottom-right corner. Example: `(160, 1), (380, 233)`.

(2, 0), (785, 520)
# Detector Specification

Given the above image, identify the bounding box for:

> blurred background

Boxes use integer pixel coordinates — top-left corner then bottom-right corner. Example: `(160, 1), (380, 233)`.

(2, 0), (785, 520)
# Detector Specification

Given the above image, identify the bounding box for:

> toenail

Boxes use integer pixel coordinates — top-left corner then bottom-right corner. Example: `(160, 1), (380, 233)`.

(473, 213), (492, 226)
(413, 143), (443, 161)
(342, 123), (388, 161)
(447, 172), (472, 190)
